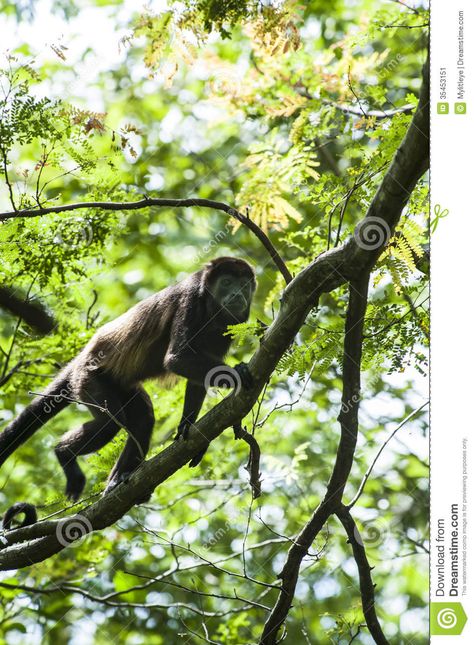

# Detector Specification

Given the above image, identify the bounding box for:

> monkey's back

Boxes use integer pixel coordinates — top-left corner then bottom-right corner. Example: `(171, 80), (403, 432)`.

(74, 283), (184, 387)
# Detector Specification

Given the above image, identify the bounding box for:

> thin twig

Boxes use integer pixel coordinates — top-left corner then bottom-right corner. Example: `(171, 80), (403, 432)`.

(388, 0), (420, 13)
(0, 197), (292, 285)
(347, 69), (367, 118)
(28, 390), (146, 460)
(323, 99), (414, 119)
(348, 401), (428, 508)
(0, 145), (17, 211)
(0, 359), (44, 388)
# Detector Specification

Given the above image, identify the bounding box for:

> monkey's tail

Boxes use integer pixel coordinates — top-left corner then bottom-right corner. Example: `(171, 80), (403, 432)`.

(2, 502), (37, 530)
(0, 370), (72, 468)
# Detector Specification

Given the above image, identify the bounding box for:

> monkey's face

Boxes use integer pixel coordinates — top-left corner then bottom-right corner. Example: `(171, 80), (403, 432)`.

(208, 273), (255, 321)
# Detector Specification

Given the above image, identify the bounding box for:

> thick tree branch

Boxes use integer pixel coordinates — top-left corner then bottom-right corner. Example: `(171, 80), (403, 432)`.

(257, 56), (428, 642)
(0, 198), (292, 285)
(0, 57), (428, 572)
(257, 55), (428, 642)
(259, 273), (370, 644)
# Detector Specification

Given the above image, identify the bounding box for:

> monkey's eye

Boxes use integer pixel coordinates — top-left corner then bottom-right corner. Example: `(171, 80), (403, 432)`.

(221, 278), (232, 287)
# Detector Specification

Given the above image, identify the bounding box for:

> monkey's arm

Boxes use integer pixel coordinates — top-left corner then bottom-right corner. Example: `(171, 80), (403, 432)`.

(175, 382), (206, 441)
(165, 345), (253, 388)
(164, 290), (254, 388)
(163, 293), (230, 384)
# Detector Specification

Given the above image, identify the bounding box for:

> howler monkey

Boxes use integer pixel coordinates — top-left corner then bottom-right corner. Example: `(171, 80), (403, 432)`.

(0, 257), (256, 526)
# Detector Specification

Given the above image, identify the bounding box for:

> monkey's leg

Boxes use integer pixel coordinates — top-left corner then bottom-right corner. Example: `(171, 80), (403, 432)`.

(105, 386), (155, 493)
(55, 372), (127, 500)
(55, 415), (120, 501)
(174, 383), (208, 467)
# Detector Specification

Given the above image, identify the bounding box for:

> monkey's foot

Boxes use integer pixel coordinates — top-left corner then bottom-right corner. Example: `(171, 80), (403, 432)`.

(103, 471), (131, 496)
(175, 421), (190, 441)
(104, 472), (151, 504)
(188, 448), (207, 467)
(233, 423), (244, 440)
(65, 469), (86, 502)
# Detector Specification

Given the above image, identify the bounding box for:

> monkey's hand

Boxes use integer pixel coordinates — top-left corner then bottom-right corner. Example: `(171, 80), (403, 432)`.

(175, 422), (208, 466)
(175, 420), (191, 441)
(234, 362), (253, 390)
(188, 447), (207, 467)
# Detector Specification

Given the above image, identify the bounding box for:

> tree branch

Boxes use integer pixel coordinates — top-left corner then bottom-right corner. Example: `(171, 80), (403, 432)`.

(0, 198), (292, 285)
(336, 506), (389, 645)
(234, 424), (262, 499)
(257, 56), (428, 642)
(0, 359), (46, 388)
(257, 55), (428, 642)
(0, 57), (428, 574)
(348, 401), (428, 508)
(259, 273), (370, 644)
(322, 99), (415, 119)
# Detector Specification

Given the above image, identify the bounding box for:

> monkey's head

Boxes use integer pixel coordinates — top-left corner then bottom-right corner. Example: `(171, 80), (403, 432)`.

(203, 257), (256, 322)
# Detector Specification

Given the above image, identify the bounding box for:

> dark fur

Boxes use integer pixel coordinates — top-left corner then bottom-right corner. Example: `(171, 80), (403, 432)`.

(0, 257), (256, 527)
(2, 502), (37, 530)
